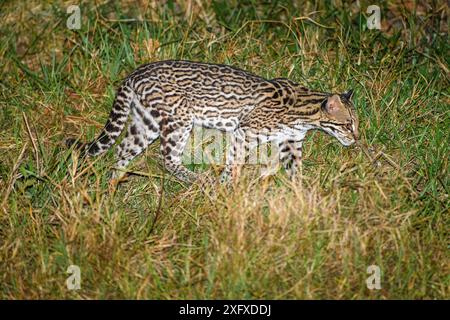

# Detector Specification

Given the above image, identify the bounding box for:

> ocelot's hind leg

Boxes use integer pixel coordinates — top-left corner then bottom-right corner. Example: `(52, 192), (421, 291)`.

(159, 116), (198, 183)
(113, 106), (160, 181)
(279, 139), (303, 180)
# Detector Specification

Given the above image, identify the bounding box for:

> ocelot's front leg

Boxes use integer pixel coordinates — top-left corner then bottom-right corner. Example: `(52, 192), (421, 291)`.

(279, 139), (303, 180)
(112, 105), (160, 181)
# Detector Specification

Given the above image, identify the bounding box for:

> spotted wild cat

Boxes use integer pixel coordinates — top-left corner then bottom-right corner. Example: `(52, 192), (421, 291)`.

(67, 60), (359, 183)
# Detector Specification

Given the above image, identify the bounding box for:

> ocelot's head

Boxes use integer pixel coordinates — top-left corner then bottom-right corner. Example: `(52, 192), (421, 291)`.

(320, 90), (359, 146)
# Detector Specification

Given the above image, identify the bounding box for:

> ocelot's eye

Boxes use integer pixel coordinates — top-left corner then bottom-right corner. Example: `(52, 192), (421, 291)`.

(345, 123), (353, 131)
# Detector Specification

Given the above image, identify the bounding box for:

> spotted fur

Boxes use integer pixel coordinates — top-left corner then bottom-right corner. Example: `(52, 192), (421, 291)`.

(68, 60), (359, 183)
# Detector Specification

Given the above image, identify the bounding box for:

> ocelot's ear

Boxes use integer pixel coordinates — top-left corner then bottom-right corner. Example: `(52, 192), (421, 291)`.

(342, 89), (354, 101)
(325, 94), (342, 113)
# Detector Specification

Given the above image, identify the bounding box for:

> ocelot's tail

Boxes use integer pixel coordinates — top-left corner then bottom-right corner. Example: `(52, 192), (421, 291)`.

(66, 83), (135, 156)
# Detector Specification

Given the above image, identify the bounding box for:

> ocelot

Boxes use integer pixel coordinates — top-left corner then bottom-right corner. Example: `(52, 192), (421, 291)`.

(67, 60), (359, 183)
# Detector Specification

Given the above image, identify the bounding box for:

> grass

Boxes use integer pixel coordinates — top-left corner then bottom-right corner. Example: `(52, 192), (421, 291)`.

(0, 0), (448, 299)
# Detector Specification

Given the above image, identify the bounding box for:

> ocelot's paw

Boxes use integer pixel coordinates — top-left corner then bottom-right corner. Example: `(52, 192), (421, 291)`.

(219, 171), (231, 184)
(108, 170), (129, 193)
(219, 165), (238, 184)
(108, 177), (122, 194)
(196, 172), (216, 187)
